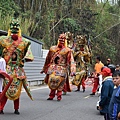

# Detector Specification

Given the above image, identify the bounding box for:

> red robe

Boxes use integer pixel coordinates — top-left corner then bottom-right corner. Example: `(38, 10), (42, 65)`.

(43, 45), (76, 91)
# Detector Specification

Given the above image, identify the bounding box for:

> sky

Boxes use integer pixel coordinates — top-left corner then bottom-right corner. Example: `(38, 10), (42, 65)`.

(96, 0), (118, 4)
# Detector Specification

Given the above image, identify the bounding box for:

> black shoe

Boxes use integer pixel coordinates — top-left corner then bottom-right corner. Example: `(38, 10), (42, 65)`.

(90, 93), (95, 95)
(75, 89), (80, 92)
(47, 98), (53, 100)
(83, 89), (85, 92)
(100, 112), (104, 115)
(0, 110), (4, 114)
(14, 109), (20, 115)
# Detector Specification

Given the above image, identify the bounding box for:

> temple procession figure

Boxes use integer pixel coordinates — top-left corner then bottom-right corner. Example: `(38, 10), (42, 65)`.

(0, 14), (34, 114)
(41, 33), (76, 101)
(72, 35), (92, 92)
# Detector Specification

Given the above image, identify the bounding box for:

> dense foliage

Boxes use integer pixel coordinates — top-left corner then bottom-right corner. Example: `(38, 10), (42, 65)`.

(0, 0), (120, 65)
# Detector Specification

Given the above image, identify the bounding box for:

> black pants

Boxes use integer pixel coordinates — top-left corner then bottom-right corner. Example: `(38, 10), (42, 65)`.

(103, 113), (110, 120)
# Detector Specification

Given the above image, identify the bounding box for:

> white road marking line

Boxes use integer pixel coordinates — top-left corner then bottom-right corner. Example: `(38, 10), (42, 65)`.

(84, 96), (90, 99)
(22, 86), (48, 92)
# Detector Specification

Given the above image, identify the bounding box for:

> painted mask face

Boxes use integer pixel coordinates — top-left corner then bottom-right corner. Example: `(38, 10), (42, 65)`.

(76, 35), (87, 45)
(48, 74), (61, 89)
(10, 18), (20, 34)
(58, 34), (66, 45)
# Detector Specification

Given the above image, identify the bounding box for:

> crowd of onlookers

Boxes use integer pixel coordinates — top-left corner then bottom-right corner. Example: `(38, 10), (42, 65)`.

(89, 57), (120, 120)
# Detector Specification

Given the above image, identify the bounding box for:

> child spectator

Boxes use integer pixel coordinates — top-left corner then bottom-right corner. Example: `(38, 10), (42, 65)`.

(0, 53), (6, 93)
(109, 71), (120, 120)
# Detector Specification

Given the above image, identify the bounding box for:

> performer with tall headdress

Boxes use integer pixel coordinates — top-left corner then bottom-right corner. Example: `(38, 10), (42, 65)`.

(40, 33), (76, 101)
(0, 13), (34, 114)
(62, 32), (75, 95)
(72, 35), (91, 92)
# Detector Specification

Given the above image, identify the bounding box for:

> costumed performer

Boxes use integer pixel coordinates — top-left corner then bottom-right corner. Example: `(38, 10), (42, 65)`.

(40, 33), (76, 101)
(0, 14), (34, 114)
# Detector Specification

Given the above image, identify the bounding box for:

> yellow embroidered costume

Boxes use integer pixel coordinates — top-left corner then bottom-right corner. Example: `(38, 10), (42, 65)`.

(0, 16), (34, 101)
(72, 35), (91, 91)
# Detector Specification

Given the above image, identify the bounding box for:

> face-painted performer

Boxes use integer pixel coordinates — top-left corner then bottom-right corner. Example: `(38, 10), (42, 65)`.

(0, 14), (34, 114)
(41, 33), (76, 101)
(72, 35), (91, 92)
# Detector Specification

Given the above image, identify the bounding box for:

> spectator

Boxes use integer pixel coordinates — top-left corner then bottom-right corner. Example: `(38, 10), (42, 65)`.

(118, 113), (120, 120)
(98, 67), (114, 120)
(109, 71), (120, 120)
(104, 58), (111, 67)
(96, 64), (116, 113)
(115, 64), (120, 72)
(0, 52), (6, 93)
(90, 56), (104, 95)
(108, 64), (116, 74)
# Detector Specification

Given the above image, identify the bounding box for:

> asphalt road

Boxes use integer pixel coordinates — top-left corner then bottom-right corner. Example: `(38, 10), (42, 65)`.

(0, 85), (104, 120)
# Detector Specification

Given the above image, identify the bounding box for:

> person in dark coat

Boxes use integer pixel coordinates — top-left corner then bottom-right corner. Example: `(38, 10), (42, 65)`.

(109, 71), (120, 120)
(115, 64), (120, 72)
(98, 67), (114, 120)
(104, 58), (111, 67)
